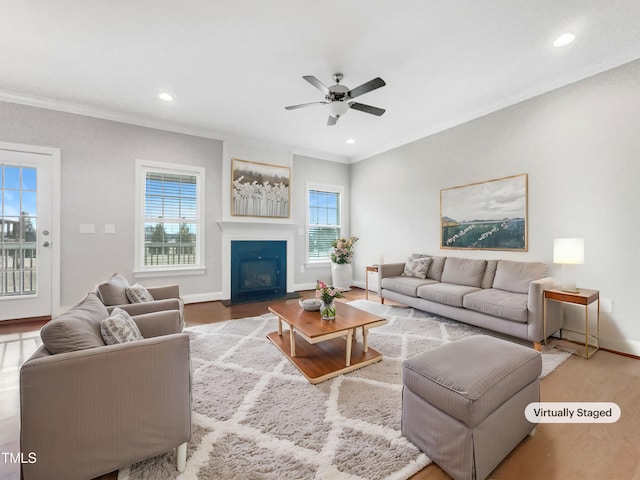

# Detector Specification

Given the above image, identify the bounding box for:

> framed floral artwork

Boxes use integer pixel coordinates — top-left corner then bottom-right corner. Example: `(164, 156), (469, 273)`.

(231, 158), (290, 218)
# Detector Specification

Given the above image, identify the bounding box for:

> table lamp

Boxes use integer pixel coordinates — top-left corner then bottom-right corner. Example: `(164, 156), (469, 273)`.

(553, 238), (584, 293)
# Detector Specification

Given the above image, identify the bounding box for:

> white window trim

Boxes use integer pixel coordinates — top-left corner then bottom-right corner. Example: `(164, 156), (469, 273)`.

(306, 181), (344, 266)
(134, 159), (206, 277)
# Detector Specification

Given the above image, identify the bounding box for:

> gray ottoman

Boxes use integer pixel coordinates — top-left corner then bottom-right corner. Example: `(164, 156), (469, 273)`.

(402, 335), (541, 480)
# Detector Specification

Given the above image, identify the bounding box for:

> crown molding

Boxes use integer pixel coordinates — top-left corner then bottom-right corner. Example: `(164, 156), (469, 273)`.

(0, 89), (349, 164)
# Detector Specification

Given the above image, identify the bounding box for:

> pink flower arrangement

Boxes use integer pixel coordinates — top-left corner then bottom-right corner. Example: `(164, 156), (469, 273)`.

(330, 236), (359, 264)
(315, 280), (345, 303)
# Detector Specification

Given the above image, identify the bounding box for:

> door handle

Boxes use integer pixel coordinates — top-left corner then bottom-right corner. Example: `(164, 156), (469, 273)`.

(42, 241), (50, 247)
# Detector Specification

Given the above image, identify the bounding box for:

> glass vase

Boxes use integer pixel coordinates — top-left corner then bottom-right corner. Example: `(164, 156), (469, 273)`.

(320, 299), (336, 320)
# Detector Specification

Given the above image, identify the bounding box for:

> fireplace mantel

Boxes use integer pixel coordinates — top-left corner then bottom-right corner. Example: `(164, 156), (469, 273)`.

(218, 221), (297, 300)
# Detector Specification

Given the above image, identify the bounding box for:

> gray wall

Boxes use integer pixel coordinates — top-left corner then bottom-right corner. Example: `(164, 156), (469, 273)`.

(0, 102), (224, 306)
(0, 101), (350, 308)
(350, 59), (640, 355)
(2, 59), (638, 355)
(291, 154), (351, 288)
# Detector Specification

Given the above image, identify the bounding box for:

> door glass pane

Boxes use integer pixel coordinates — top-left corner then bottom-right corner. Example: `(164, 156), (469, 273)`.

(22, 167), (37, 190)
(4, 166), (20, 189)
(1, 164), (38, 297)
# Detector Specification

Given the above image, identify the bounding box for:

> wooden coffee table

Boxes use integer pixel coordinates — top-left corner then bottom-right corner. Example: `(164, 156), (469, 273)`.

(267, 300), (388, 384)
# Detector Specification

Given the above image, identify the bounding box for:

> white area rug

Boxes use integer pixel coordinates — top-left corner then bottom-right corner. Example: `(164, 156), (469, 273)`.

(119, 300), (570, 480)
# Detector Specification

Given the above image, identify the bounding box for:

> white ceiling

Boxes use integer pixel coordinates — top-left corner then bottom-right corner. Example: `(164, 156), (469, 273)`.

(1, 1), (639, 163)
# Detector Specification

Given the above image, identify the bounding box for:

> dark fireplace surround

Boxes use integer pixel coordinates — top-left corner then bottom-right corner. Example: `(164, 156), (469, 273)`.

(230, 240), (287, 304)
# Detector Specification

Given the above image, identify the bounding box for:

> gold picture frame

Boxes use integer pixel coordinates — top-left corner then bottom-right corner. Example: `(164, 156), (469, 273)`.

(440, 173), (528, 251)
(231, 158), (291, 218)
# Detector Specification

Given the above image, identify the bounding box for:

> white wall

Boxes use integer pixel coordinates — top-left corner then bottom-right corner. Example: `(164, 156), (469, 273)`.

(350, 59), (640, 356)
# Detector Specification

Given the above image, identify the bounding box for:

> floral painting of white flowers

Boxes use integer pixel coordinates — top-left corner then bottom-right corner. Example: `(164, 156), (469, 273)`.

(231, 159), (290, 218)
(440, 173), (528, 251)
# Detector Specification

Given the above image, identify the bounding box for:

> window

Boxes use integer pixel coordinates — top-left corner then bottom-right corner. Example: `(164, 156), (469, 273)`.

(307, 184), (342, 263)
(135, 160), (205, 275)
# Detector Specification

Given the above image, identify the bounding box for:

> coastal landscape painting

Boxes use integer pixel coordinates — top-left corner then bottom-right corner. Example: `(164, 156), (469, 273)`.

(440, 174), (528, 251)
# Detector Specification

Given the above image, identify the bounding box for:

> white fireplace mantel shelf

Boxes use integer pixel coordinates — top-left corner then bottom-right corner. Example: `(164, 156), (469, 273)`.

(217, 221), (301, 232)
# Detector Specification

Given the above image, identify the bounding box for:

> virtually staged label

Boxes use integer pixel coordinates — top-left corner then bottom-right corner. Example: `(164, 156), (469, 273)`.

(525, 402), (620, 423)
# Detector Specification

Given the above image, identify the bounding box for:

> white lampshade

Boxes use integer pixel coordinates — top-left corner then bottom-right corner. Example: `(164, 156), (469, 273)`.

(553, 238), (584, 292)
(553, 238), (584, 265)
(328, 101), (349, 118)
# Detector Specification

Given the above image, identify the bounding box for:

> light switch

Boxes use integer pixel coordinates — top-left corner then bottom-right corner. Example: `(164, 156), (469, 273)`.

(104, 224), (116, 234)
(79, 223), (95, 234)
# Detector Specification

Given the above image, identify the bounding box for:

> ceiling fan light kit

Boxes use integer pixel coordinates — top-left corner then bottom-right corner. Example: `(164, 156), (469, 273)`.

(285, 72), (386, 126)
(328, 101), (348, 118)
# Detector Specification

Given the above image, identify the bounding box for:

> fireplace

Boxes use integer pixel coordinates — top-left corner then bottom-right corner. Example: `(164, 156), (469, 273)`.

(231, 240), (287, 304)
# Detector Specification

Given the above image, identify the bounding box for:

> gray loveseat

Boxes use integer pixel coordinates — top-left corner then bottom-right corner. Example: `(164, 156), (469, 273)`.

(379, 255), (561, 348)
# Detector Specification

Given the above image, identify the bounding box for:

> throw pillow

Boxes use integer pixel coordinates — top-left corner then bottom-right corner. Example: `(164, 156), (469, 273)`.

(100, 308), (144, 345)
(402, 256), (432, 279)
(125, 284), (154, 303)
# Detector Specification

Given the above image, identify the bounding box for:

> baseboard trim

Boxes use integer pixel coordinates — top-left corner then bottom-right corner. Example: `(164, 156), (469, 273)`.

(182, 292), (223, 304)
(600, 347), (640, 360)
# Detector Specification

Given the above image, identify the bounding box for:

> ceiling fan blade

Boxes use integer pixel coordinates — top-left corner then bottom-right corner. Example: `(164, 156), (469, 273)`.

(349, 102), (386, 116)
(327, 115), (338, 126)
(348, 77), (386, 99)
(284, 101), (328, 110)
(303, 75), (330, 96)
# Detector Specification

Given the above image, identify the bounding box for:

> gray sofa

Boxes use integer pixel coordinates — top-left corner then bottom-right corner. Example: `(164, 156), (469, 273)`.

(379, 255), (561, 348)
(20, 292), (191, 480)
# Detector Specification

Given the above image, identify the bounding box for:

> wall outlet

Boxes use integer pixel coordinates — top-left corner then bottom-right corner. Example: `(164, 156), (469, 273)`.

(600, 298), (612, 313)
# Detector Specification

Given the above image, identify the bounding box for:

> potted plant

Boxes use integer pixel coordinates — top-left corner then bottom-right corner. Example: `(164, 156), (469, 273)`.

(329, 236), (359, 291)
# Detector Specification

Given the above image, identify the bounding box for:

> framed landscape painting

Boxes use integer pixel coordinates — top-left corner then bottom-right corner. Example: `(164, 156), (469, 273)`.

(231, 158), (291, 218)
(440, 173), (528, 251)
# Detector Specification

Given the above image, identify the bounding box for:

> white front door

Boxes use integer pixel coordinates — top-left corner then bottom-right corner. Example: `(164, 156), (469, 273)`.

(0, 145), (57, 321)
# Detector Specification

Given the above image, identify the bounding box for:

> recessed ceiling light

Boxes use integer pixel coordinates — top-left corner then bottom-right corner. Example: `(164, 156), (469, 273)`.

(158, 92), (173, 102)
(553, 33), (575, 48)
(346, 138), (355, 144)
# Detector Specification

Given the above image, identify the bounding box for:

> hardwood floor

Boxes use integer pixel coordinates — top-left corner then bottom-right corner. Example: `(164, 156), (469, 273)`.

(1, 289), (639, 479)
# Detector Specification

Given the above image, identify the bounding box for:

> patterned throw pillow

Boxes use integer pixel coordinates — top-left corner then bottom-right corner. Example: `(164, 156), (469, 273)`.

(100, 308), (144, 345)
(402, 256), (432, 279)
(125, 284), (154, 303)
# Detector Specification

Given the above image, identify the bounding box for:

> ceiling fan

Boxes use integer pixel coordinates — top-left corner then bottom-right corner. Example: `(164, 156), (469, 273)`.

(285, 73), (386, 126)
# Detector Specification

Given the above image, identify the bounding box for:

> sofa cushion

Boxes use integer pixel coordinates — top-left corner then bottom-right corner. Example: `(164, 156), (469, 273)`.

(463, 288), (529, 323)
(40, 293), (108, 354)
(440, 257), (487, 288)
(96, 273), (130, 306)
(427, 256), (446, 281)
(100, 308), (144, 344)
(126, 284), (154, 303)
(381, 276), (438, 298)
(402, 256), (432, 279)
(417, 283), (481, 308)
(481, 260), (498, 289)
(492, 260), (547, 294)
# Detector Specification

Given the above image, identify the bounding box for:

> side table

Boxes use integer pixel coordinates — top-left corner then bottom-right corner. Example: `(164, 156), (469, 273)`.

(365, 265), (379, 300)
(543, 288), (600, 359)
